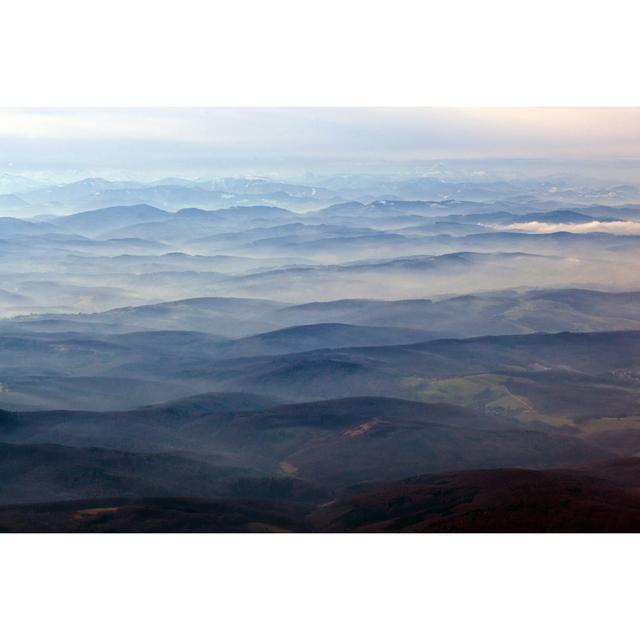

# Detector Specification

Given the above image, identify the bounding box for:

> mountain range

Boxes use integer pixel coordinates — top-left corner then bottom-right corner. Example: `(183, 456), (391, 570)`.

(2, 171), (640, 531)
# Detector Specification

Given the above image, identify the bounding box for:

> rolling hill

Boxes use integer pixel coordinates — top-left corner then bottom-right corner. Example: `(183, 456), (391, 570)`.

(312, 458), (640, 532)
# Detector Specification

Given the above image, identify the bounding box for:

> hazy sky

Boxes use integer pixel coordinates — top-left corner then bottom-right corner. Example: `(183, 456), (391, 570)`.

(1, 108), (639, 179)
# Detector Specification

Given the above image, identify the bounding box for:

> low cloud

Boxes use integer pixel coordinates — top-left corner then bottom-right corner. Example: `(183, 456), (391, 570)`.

(500, 221), (640, 235)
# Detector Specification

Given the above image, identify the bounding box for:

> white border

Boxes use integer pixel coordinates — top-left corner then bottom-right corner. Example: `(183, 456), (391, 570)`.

(1, 533), (638, 640)
(2, 0), (640, 106)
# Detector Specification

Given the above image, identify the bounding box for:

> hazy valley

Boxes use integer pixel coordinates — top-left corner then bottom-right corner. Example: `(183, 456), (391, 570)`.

(2, 168), (640, 532)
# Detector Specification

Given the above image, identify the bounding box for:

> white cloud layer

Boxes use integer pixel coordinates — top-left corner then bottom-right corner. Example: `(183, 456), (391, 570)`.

(501, 221), (640, 235)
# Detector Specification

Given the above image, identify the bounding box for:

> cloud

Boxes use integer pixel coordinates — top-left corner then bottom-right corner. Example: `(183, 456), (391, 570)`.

(500, 220), (640, 235)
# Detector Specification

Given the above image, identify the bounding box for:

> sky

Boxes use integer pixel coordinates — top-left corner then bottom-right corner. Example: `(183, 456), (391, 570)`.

(1, 108), (639, 180)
